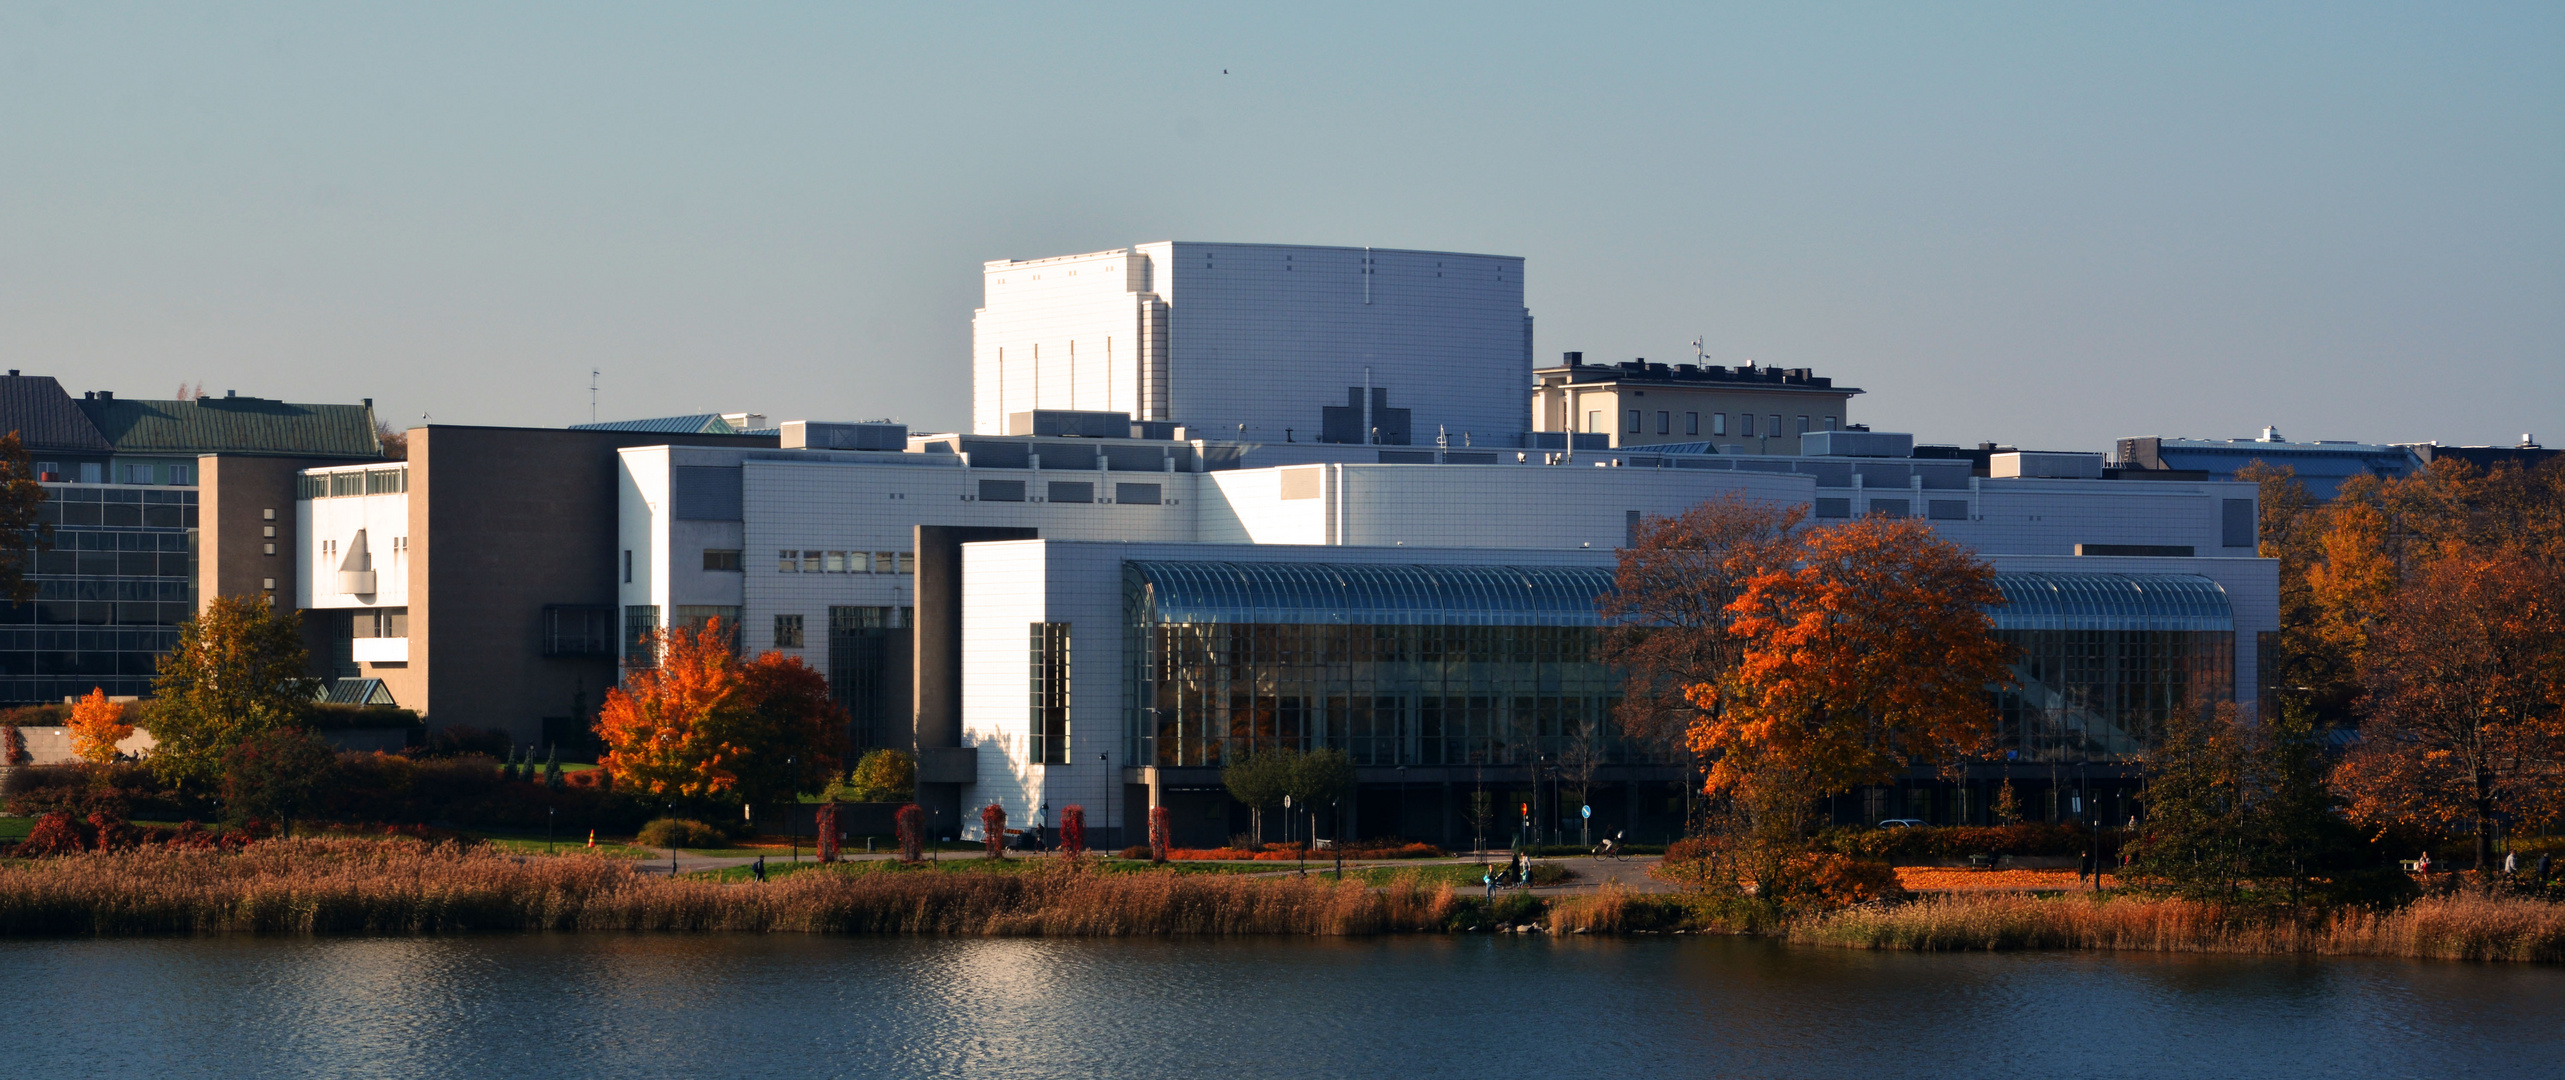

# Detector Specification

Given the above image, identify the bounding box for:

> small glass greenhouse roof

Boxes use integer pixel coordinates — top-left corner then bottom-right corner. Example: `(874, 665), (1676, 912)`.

(1126, 561), (2231, 633)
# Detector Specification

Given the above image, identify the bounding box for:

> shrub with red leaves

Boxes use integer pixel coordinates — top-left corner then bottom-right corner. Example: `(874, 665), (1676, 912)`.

(19, 811), (87, 856)
(1060, 805), (1086, 859)
(895, 803), (924, 862)
(981, 803), (1006, 860)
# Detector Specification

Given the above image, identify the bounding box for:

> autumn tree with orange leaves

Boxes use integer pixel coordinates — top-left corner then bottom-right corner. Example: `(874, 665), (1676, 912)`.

(594, 618), (847, 808)
(67, 687), (135, 764)
(2330, 543), (2565, 868)
(1599, 493), (1802, 752)
(1685, 515), (2014, 843)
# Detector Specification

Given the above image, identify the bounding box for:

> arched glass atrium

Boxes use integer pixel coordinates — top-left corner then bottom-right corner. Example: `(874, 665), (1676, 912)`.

(1123, 561), (2234, 768)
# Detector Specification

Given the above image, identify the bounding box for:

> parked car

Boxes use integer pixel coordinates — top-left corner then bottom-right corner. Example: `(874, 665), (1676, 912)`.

(1876, 818), (1929, 829)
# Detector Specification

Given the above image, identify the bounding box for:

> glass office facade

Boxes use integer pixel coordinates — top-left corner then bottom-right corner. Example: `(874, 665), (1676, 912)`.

(0, 485), (197, 704)
(1127, 562), (1631, 768)
(1125, 561), (2238, 769)
(1988, 574), (2235, 762)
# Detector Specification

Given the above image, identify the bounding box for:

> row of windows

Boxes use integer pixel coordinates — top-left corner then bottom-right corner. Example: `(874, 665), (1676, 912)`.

(1811, 498), (1972, 520)
(36, 462), (194, 486)
(976, 480), (1162, 505)
(296, 468), (408, 499)
(1598, 411), (1840, 438)
(753, 550), (916, 575)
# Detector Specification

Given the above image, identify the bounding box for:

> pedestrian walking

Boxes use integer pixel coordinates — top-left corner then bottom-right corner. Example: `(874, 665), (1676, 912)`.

(2504, 851), (2518, 876)
(2540, 853), (2553, 884)
(753, 855), (768, 882)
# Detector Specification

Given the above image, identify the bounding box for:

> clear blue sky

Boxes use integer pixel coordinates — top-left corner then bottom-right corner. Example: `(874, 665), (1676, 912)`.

(5, 3), (2557, 450)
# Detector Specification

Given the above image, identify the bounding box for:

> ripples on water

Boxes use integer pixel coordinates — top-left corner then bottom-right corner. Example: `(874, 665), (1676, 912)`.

(6, 934), (2560, 1079)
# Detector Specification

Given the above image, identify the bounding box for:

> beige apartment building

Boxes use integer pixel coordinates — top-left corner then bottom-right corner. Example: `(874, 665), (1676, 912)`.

(1531, 353), (1860, 453)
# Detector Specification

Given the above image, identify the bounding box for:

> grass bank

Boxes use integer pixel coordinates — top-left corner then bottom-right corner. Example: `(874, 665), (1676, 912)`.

(1795, 892), (2565, 962)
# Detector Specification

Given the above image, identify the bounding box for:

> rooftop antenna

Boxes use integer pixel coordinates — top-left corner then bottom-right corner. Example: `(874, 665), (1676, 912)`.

(589, 369), (601, 424)
(1692, 336), (1709, 364)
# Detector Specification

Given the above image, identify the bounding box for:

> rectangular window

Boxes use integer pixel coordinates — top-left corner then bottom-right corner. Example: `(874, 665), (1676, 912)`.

(1768, 415), (1781, 440)
(702, 549), (742, 572)
(1814, 498), (1852, 519)
(623, 550), (633, 583)
(1868, 499), (1910, 518)
(2222, 499), (2257, 549)
(1686, 412), (1699, 436)
(876, 551), (897, 574)
(778, 550), (800, 572)
(1625, 410), (1641, 434)
(898, 553), (915, 575)
(979, 478), (1025, 502)
(1029, 621), (1071, 765)
(1824, 416), (1839, 431)
(1048, 480), (1094, 504)
(804, 550), (825, 572)
(1711, 413), (1726, 436)
(1739, 413), (1755, 437)
(167, 464), (190, 486)
(823, 551), (845, 573)
(1796, 416), (1810, 435)
(34, 462), (55, 479)
(1116, 482), (1162, 505)
(847, 551), (872, 573)
(1928, 499), (1970, 520)
(353, 607), (408, 638)
(623, 605), (661, 666)
(1585, 410), (1601, 434)
(79, 462), (102, 484)
(774, 613), (805, 649)
(1656, 411), (1670, 435)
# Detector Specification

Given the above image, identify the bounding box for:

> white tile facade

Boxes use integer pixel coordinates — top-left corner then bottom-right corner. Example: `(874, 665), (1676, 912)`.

(975, 242), (1532, 447)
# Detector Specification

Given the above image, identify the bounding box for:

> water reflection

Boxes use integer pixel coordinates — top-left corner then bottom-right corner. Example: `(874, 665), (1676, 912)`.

(3, 935), (2558, 1079)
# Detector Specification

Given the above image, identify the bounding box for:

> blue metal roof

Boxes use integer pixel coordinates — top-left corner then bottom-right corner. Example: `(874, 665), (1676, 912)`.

(1127, 561), (2232, 633)
(570, 414), (737, 434)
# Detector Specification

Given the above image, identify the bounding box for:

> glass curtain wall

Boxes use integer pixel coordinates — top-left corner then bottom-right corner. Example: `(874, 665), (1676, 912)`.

(1987, 575), (2235, 762)
(1127, 563), (2239, 769)
(1125, 562), (1635, 769)
(0, 485), (196, 704)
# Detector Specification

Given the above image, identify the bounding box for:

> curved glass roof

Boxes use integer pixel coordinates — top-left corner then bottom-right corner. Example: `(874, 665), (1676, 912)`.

(1988, 573), (2232, 632)
(1127, 561), (2232, 633)
(1128, 562), (1618, 627)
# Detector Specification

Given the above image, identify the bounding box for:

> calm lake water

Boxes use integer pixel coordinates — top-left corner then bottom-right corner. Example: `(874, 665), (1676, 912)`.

(6, 934), (2560, 1079)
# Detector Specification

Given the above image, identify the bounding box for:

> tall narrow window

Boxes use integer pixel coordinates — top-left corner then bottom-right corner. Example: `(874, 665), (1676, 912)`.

(1685, 412), (1699, 436)
(1585, 410), (1601, 434)
(1029, 622), (1071, 765)
(774, 613), (805, 649)
(1796, 415), (1810, 435)
(1739, 413), (1755, 437)
(1768, 415), (1782, 439)
(623, 550), (633, 583)
(1711, 413), (1727, 436)
(1655, 411), (1669, 435)
(1625, 410), (1641, 434)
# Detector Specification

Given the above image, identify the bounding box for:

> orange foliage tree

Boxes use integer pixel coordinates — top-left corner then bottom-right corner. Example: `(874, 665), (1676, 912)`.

(1599, 493), (1802, 750)
(594, 619), (751, 802)
(593, 618), (848, 807)
(2331, 542), (2565, 867)
(67, 687), (135, 764)
(1687, 515), (2013, 841)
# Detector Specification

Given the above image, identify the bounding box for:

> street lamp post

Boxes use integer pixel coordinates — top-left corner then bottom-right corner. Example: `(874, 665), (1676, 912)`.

(547, 806), (555, 854)
(1101, 752), (1111, 853)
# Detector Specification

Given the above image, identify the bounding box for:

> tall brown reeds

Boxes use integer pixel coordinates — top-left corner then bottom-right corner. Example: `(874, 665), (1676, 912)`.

(1796, 892), (2565, 962)
(0, 840), (1453, 937)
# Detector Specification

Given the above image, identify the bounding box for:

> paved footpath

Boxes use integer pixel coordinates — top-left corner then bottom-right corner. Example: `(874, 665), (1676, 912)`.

(600, 849), (1675, 895)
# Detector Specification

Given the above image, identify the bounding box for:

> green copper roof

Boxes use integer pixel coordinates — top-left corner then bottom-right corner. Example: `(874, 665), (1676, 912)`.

(76, 395), (382, 459)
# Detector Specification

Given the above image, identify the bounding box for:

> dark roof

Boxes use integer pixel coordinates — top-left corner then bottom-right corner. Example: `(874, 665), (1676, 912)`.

(570, 414), (739, 434)
(0, 375), (112, 454)
(76, 394), (382, 459)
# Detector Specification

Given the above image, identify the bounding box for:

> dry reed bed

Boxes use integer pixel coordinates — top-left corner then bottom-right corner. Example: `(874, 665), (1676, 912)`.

(1797, 892), (2565, 962)
(0, 839), (1461, 937)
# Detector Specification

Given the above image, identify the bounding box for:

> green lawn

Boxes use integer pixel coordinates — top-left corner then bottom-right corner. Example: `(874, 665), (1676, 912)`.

(482, 836), (657, 859)
(0, 817), (31, 843)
